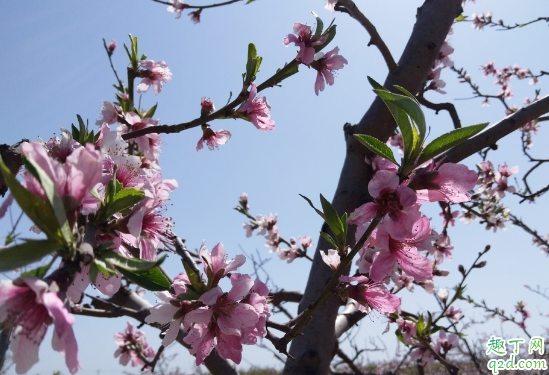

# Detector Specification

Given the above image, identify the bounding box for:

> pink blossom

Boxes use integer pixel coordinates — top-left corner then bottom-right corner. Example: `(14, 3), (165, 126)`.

(426, 67), (446, 94)
(311, 47), (348, 95)
(299, 236), (313, 251)
(439, 209), (459, 227)
(183, 274), (260, 365)
(144, 273), (192, 347)
(125, 200), (174, 261)
(444, 306), (462, 323)
(435, 40), (454, 67)
(348, 170), (420, 240)
(338, 275), (400, 313)
(67, 262), (121, 303)
(200, 97), (215, 116)
(196, 128), (231, 151)
(431, 233), (453, 263)
(199, 242), (246, 287)
(397, 318), (417, 344)
(387, 133), (404, 155)
(0, 277), (80, 374)
(167, 0), (187, 18)
(120, 112), (161, 166)
(20, 141), (102, 217)
(283, 23), (328, 65)
(0, 194), (13, 220)
(320, 249), (341, 271)
(413, 163), (478, 203)
(114, 322), (155, 367)
(372, 156), (399, 173)
(411, 344), (435, 366)
(325, 0), (338, 12)
(435, 330), (459, 354)
(368, 217), (434, 282)
(137, 60), (173, 94)
(189, 9), (201, 23)
(95, 101), (119, 125)
(238, 83), (275, 132)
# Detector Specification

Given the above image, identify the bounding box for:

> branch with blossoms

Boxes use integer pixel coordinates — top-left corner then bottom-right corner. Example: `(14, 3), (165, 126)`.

(119, 18), (348, 142)
(465, 297), (533, 338)
(235, 193), (314, 262)
(153, 0), (244, 24)
(459, 12), (549, 31)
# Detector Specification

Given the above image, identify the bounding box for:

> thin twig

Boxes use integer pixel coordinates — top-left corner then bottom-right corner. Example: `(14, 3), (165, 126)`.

(335, 0), (398, 72)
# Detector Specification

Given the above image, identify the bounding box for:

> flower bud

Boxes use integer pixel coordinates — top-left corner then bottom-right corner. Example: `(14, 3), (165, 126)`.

(458, 264), (466, 275)
(437, 288), (449, 302)
(474, 260), (487, 268)
(200, 97), (215, 116)
(107, 39), (117, 54)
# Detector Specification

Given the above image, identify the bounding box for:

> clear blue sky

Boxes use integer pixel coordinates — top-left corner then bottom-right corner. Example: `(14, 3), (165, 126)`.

(1, 0), (548, 374)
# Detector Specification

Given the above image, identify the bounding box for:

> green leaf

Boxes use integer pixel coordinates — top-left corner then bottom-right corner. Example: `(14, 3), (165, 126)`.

(117, 266), (171, 291)
(0, 239), (60, 272)
(182, 257), (205, 293)
(104, 187), (145, 218)
(354, 134), (399, 166)
(320, 231), (338, 249)
(320, 194), (343, 243)
(244, 43), (263, 84)
(20, 257), (56, 278)
(93, 258), (118, 278)
(177, 291), (202, 301)
(0, 157), (65, 242)
(315, 25), (337, 53)
(374, 89), (426, 140)
(312, 11), (324, 40)
(99, 250), (164, 272)
(275, 63), (299, 83)
(417, 122), (489, 165)
(144, 103), (158, 119)
(299, 194), (325, 220)
(455, 14), (467, 22)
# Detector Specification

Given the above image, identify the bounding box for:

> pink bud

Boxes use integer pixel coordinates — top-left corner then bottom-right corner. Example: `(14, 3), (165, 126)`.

(107, 39), (117, 53)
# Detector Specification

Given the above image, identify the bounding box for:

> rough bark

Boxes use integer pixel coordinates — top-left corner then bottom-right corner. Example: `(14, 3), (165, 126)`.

(282, 1), (463, 374)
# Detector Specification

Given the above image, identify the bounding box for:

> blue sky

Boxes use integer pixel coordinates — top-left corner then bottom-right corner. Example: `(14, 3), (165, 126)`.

(1, 0), (548, 374)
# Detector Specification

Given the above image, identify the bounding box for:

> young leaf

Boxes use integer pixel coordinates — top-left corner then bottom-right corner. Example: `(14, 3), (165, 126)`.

(99, 250), (164, 272)
(315, 25), (337, 53)
(0, 157), (64, 242)
(182, 257), (205, 294)
(320, 231), (338, 249)
(20, 257), (56, 278)
(244, 43), (262, 84)
(104, 187), (145, 218)
(0, 239), (60, 272)
(144, 103), (158, 119)
(299, 194), (325, 220)
(116, 266), (171, 291)
(320, 194), (343, 241)
(93, 258), (118, 278)
(312, 11), (324, 40)
(354, 134), (399, 166)
(416, 122), (489, 165)
(177, 291), (202, 301)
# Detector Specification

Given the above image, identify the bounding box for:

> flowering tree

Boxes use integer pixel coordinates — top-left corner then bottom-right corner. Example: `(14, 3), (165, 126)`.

(0, 1), (548, 375)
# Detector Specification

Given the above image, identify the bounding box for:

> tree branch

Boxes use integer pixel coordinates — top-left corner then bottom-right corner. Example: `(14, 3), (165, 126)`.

(441, 95), (549, 163)
(335, 0), (398, 72)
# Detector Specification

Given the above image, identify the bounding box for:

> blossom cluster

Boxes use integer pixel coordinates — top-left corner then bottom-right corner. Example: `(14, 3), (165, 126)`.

(320, 157), (478, 314)
(425, 39), (454, 94)
(145, 243), (269, 365)
(114, 322), (156, 368)
(459, 160), (518, 232)
(284, 22), (348, 95)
